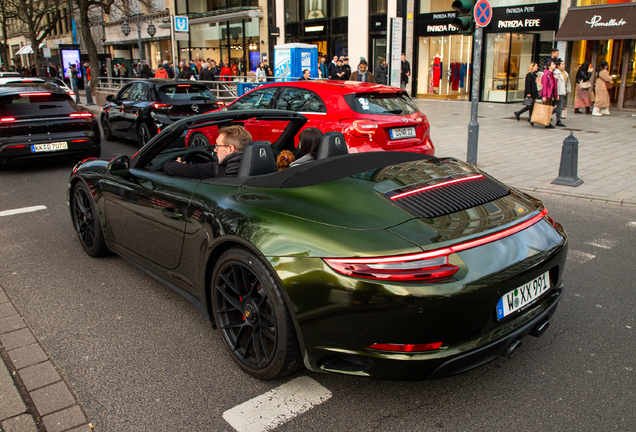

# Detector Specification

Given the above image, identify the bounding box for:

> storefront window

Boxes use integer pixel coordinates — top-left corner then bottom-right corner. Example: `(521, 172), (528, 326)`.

(370, 0), (387, 14)
(420, 0), (453, 14)
(305, 0), (327, 19)
(331, 0), (348, 17)
(416, 35), (472, 99)
(597, 39), (627, 107)
(624, 40), (636, 109)
(482, 33), (534, 102)
(285, 0), (299, 22)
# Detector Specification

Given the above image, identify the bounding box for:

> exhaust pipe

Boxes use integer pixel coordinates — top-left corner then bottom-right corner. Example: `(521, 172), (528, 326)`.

(502, 339), (522, 358)
(530, 320), (550, 338)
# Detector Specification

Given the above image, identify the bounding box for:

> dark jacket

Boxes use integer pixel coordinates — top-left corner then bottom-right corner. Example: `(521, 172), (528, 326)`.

(164, 65), (175, 79)
(401, 60), (410, 83)
(334, 65), (346, 80)
(327, 62), (338, 80)
(49, 66), (57, 78)
(163, 151), (243, 179)
(374, 64), (387, 84)
(178, 68), (195, 80)
(210, 66), (220, 76)
(350, 71), (375, 83)
(576, 69), (592, 84)
(524, 71), (538, 99)
(199, 68), (215, 81)
(342, 64), (351, 80)
(543, 56), (557, 69)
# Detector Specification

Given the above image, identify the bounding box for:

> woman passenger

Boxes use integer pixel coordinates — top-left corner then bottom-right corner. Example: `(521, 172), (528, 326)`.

(290, 128), (323, 167)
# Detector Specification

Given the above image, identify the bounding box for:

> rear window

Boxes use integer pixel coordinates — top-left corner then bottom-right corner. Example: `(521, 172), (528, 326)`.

(158, 85), (217, 102)
(0, 93), (77, 115)
(345, 93), (419, 115)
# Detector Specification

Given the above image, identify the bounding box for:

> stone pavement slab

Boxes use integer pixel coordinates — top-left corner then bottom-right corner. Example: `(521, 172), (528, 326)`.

(8, 343), (48, 370)
(0, 315), (26, 334)
(29, 381), (76, 416)
(0, 414), (38, 432)
(19, 361), (62, 392)
(42, 405), (88, 432)
(0, 359), (26, 421)
(0, 328), (37, 352)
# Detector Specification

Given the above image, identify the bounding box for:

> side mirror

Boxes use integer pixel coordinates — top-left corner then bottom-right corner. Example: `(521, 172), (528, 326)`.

(107, 155), (130, 176)
(106, 94), (114, 102)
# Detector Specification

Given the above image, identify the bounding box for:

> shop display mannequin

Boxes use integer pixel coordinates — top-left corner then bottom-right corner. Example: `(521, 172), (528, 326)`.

(307, 0), (325, 19)
(433, 54), (441, 88)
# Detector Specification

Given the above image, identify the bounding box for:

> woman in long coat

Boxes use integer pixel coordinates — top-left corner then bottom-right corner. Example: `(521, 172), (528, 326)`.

(514, 62), (538, 123)
(592, 61), (612, 116)
(574, 61), (593, 114)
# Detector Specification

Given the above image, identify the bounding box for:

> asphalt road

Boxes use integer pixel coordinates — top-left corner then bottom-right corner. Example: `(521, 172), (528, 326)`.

(0, 137), (634, 432)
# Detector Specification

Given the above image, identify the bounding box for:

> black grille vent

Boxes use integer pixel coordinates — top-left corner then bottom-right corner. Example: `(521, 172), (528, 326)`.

(386, 175), (510, 218)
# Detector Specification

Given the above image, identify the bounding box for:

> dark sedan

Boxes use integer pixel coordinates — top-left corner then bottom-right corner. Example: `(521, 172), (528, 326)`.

(0, 83), (100, 167)
(101, 79), (224, 147)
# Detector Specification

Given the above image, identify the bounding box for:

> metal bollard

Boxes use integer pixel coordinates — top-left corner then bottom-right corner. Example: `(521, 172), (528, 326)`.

(551, 132), (584, 187)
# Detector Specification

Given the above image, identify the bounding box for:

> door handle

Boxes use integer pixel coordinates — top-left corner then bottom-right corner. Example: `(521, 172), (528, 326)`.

(162, 207), (183, 219)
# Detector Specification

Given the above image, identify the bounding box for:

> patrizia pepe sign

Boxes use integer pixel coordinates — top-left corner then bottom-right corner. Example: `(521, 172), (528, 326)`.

(585, 15), (627, 28)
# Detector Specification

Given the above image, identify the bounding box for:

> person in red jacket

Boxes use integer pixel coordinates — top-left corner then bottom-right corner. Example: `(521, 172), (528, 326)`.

(154, 64), (169, 79)
(220, 62), (231, 81)
(540, 60), (559, 129)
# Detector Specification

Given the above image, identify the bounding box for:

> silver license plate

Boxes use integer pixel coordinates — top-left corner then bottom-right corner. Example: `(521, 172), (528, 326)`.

(390, 127), (416, 139)
(31, 142), (68, 153)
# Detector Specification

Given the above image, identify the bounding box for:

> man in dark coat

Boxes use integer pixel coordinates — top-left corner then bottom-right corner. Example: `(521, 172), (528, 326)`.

(349, 60), (375, 83)
(199, 63), (214, 81)
(49, 63), (57, 78)
(178, 61), (195, 80)
(400, 53), (410, 90)
(341, 57), (351, 80)
(374, 58), (387, 84)
(163, 126), (251, 179)
(327, 57), (338, 80)
(209, 60), (220, 76)
(163, 61), (175, 79)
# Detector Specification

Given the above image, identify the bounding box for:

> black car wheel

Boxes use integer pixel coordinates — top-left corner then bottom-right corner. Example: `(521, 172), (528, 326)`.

(137, 123), (152, 148)
(71, 182), (110, 257)
(212, 247), (300, 380)
(101, 117), (114, 141)
(188, 132), (209, 147)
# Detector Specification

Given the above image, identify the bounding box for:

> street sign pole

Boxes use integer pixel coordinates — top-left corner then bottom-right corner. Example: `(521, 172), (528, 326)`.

(170, 14), (177, 80)
(467, 25), (482, 166)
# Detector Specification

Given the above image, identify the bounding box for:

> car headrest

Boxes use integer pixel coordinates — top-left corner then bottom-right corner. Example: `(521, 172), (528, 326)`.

(316, 131), (348, 160)
(237, 141), (277, 177)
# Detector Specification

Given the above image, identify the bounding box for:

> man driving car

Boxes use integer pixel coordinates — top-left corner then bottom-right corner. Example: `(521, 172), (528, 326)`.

(163, 125), (252, 179)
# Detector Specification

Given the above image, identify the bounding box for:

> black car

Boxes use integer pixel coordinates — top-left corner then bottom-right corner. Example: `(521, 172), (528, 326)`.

(100, 79), (224, 147)
(0, 83), (100, 167)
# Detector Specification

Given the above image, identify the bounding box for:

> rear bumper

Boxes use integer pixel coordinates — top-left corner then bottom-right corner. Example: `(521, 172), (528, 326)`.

(0, 137), (100, 166)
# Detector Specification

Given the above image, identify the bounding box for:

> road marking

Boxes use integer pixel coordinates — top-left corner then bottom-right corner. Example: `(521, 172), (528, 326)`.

(628, 222), (636, 228)
(223, 376), (332, 432)
(0, 205), (47, 217)
(568, 250), (596, 266)
(585, 238), (620, 250)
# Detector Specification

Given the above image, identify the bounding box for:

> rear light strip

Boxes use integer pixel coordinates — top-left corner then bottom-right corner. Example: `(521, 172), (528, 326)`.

(323, 208), (548, 281)
(368, 342), (443, 352)
(1, 117), (15, 122)
(19, 92), (51, 97)
(70, 113), (93, 118)
(390, 175), (484, 200)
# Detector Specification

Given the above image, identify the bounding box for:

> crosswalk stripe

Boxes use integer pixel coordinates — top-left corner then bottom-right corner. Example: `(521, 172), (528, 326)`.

(223, 377), (332, 432)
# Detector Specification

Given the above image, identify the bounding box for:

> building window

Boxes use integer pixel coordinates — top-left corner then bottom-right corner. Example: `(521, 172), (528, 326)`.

(420, 0), (453, 14)
(305, 0), (327, 20)
(331, 0), (348, 17)
(370, 0), (387, 14)
(285, 0), (299, 22)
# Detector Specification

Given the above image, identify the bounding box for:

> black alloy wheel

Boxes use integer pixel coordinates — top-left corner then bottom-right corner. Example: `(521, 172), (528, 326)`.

(188, 132), (210, 147)
(137, 123), (152, 148)
(212, 248), (300, 380)
(71, 182), (109, 257)
(101, 117), (114, 141)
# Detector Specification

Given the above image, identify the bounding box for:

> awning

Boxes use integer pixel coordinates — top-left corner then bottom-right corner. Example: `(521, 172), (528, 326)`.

(556, 3), (636, 41)
(104, 35), (170, 46)
(15, 42), (46, 55)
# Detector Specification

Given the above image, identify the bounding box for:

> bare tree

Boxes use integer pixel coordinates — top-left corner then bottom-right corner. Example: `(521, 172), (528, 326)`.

(9, 0), (60, 72)
(0, 0), (16, 68)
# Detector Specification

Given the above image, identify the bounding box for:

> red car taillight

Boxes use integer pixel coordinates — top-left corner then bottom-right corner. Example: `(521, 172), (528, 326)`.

(368, 342), (443, 352)
(1, 117), (15, 122)
(324, 208), (549, 282)
(150, 102), (173, 110)
(421, 115), (430, 129)
(70, 113), (93, 118)
(340, 119), (379, 138)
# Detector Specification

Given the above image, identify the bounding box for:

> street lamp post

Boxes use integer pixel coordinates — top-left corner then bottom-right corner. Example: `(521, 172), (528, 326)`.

(120, 14), (155, 66)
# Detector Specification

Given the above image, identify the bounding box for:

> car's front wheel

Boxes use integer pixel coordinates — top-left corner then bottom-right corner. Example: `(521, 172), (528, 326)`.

(71, 182), (110, 257)
(211, 247), (301, 380)
(137, 123), (152, 148)
(101, 117), (114, 141)
(188, 132), (209, 147)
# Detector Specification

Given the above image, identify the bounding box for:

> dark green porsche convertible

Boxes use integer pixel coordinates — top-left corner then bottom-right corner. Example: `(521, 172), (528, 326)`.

(68, 110), (568, 380)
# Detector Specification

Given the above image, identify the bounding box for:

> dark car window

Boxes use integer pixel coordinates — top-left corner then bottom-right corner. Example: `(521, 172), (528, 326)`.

(158, 84), (216, 101)
(129, 83), (148, 101)
(230, 88), (277, 110)
(0, 93), (77, 115)
(345, 93), (419, 115)
(276, 88), (326, 113)
(117, 85), (133, 101)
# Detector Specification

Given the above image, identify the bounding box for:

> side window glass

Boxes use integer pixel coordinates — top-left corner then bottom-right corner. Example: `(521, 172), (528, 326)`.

(118, 85), (133, 101)
(231, 88), (277, 110)
(277, 88), (326, 113)
(129, 83), (146, 101)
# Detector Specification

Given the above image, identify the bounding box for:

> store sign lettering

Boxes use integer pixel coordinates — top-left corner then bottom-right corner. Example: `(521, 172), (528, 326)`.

(427, 23), (458, 32)
(433, 12), (456, 19)
(498, 18), (540, 28)
(305, 25), (324, 32)
(585, 15), (626, 28)
(505, 6), (534, 14)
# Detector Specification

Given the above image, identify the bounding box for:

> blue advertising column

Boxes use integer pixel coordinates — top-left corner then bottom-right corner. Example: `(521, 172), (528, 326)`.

(274, 43), (318, 80)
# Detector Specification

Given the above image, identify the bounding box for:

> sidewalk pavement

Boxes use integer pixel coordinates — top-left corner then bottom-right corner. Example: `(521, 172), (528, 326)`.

(0, 286), (92, 432)
(77, 95), (636, 205)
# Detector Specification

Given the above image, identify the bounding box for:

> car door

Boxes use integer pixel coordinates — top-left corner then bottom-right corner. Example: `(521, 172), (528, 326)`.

(121, 83), (147, 139)
(267, 87), (327, 145)
(108, 84), (134, 136)
(227, 87), (280, 140)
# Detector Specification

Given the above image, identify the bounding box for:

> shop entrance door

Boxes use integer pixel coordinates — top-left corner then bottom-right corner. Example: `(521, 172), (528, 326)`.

(624, 40), (636, 110)
(372, 37), (387, 70)
(597, 39), (626, 108)
(309, 40), (328, 59)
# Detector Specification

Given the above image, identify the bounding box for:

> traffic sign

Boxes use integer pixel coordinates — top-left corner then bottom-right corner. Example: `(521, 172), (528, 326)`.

(175, 16), (189, 32)
(474, 0), (492, 28)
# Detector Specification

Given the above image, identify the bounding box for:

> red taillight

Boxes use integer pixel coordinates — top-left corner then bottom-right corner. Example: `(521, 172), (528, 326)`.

(339, 119), (379, 138)
(421, 115), (430, 129)
(368, 342), (443, 352)
(71, 139), (88, 142)
(70, 113), (93, 118)
(324, 208), (549, 282)
(1, 117), (15, 122)
(215, 101), (225, 107)
(177, 84), (191, 87)
(19, 92), (51, 97)
(390, 175), (484, 200)
(6, 144), (26, 149)
(150, 102), (173, 110)
(68, 91), (75, 95)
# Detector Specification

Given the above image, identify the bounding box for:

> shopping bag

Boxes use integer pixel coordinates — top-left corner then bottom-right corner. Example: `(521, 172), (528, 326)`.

(531, 102), (552, 126)
(561, 108), (567, 119)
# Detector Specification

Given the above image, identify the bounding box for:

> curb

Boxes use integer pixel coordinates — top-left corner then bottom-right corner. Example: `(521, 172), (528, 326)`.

(516, 186), (636, 206)
(0, 286), (94, 432)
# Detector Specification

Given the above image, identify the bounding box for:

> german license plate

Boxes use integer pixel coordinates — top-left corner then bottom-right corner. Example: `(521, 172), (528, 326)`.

(496, 272), (550, 320)
(389, 127), (416, 139)
(31, 142), (68, 153)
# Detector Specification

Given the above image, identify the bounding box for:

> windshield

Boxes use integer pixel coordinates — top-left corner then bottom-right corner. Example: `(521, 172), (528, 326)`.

(345, 93), (419, 115)
(158, 85), (217, 102)
(0, 93), (77, 115)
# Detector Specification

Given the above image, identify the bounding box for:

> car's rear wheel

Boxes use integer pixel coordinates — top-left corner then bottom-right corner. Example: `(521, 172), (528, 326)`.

(188, 132), (209, 147)
(71, 182), (110, 257)
(101, 117), (114, 141)
(211, 247), (300, 380)
(137, 123), (152, 148)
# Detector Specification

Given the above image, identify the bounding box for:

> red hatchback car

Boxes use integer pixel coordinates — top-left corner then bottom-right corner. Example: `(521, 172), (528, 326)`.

(186, 81), (434, 155)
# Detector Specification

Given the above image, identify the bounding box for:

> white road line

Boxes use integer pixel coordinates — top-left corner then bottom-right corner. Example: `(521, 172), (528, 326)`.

(0, 205), (47, 217)
(568, 250), (596, 266)
(629, 222), (636, 228)
(585, 239), (620, 250)
(223, 376), (332, 432)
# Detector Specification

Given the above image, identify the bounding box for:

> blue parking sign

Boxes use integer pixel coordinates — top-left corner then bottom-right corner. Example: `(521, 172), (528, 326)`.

(175, 16), (189, 32)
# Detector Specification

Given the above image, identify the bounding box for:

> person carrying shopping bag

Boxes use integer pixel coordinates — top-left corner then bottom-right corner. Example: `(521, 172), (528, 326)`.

(574, 62), (593, 114)
(514, 62), (538, 124)
(553, 59), (570, 127)
(533, 60), (559, 128)
(592, 61), (612, 116)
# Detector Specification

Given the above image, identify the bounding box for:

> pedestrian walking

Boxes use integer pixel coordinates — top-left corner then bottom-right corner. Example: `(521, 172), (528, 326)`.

(592, 61), (612, 116)
(255, 62), (267, 81)
(540, 60), (558, 128)
(374, 58), (387, 84)
(514, 62), (539, 124)
(164, 61), (175, 79)
(553, 59), (570, 127)
(140, 64), (153, 78)
(199, 63), (214, 81)
(48, 63), (57, 78)
(327, 56), (338, 80)
(400, 53), (410, 90)
(574, 61), (593, 114)
(319, 56), (327, 79)
(154, 64), (169, 79)
(69, 64), (81, 104)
